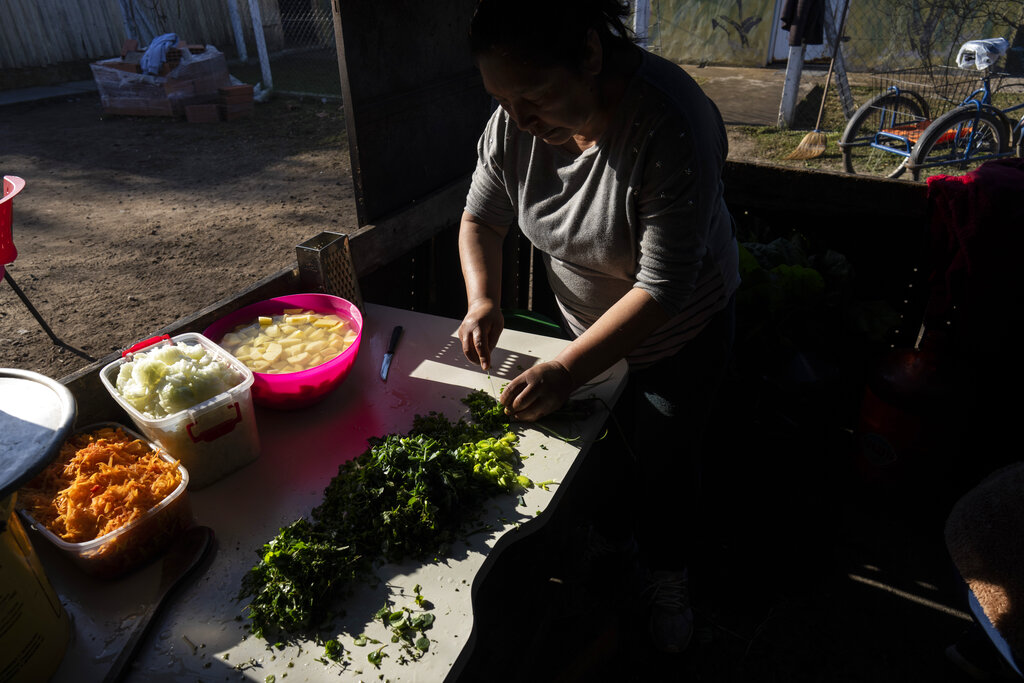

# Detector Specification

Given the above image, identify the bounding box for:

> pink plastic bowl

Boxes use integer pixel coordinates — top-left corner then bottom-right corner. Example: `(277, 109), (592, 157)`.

(203, 293), (362, 410)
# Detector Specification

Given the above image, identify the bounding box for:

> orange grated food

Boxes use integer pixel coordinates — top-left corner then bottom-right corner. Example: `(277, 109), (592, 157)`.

(18, 426), (182, 543)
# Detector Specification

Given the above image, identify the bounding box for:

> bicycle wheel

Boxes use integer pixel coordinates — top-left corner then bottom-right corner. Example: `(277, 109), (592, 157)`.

(908, 107), (1008, 181)
(840, 91), (929, 179)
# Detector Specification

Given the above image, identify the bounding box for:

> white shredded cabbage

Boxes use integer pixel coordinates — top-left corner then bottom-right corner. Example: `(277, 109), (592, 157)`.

(115, 341), (243, 418)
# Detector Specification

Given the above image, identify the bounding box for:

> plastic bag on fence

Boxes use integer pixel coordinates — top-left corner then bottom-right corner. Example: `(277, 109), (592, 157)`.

(956, 38), (1009, 70)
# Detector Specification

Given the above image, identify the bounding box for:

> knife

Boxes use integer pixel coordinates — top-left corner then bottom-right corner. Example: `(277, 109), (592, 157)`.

(380, 325), (403, 381)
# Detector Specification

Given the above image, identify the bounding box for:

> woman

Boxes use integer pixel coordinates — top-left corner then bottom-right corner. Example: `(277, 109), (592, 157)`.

(458, 0), (740, 653)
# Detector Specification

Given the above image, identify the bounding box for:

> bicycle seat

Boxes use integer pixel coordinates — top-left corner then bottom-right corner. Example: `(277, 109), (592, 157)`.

(957, 38), (1009, 70)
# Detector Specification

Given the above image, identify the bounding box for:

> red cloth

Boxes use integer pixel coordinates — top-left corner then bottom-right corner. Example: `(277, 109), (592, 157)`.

(924, 158), (1024, 341)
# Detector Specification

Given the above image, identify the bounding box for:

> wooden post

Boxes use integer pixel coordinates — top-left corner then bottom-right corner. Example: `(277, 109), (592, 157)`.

(778, 44), (804, 128)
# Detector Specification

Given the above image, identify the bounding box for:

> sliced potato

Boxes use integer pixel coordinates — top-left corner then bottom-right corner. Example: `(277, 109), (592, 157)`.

(220, 309), (358, 374)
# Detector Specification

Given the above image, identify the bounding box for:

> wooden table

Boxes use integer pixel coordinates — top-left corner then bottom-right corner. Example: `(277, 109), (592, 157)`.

(39, 303), (627, 682)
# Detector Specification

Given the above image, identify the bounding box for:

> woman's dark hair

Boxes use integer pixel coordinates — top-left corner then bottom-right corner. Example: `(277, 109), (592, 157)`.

(469, 0), (635, 70)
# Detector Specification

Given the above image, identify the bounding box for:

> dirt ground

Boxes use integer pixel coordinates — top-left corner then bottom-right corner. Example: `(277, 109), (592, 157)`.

(1, 90), (773, 383)
(1, 92), (356, 381)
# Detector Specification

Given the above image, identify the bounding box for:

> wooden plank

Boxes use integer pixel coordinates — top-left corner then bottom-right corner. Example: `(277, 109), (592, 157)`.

(345, 175), (471, 277)
(0, 0), (241, 70)
(723, 161), (927, 219)
(331, 0), (492, 226)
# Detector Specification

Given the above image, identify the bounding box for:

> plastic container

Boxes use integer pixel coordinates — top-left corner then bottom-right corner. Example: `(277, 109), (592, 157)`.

(17, 423), (193, 579)
(100, 332), (260, 489)
(203, 293), (363, 410)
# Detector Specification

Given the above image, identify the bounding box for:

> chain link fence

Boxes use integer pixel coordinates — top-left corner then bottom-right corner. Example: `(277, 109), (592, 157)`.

(232, 0), (341, 101)
(640, 0), (1022, 74)
(839, 0), (1024, 74)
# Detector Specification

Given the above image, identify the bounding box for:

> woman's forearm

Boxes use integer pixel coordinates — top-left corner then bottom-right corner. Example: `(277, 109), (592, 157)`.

(553, 287), (669, 387)
(458, 210), (506, 306)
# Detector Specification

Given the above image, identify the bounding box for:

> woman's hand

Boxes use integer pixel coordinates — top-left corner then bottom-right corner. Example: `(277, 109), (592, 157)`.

(500, 360), (574, 422)
(459, 298), (504, 370)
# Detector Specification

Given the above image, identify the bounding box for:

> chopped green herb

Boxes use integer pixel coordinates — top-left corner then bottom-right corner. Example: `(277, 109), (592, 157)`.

(368, 646), (386, 668)
(323, 638), (343, 662)
(238, 390), (526, 641)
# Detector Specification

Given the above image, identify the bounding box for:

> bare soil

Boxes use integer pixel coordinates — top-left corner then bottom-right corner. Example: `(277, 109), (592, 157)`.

(1, 91), (779, 383)
(1, 93), (356, 380)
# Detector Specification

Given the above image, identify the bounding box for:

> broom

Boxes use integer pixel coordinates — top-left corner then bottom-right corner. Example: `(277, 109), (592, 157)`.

(785, 0), (851, 160)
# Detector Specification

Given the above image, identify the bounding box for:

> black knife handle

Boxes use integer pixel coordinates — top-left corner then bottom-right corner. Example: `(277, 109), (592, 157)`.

(387, 326), (403, 353)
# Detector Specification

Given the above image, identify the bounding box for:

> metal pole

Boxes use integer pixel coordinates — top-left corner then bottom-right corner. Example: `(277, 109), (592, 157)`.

(227, 0), (248, 62)
(247, 0), (273, 90)
(633, 0), (651, 48)
(3, 270), (94, 361)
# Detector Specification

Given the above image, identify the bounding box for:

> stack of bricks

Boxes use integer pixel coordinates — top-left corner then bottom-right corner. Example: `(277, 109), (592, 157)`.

(184, 84), (255, 123)
(217, 85), (255, 121)
(110, 39), (207, 76)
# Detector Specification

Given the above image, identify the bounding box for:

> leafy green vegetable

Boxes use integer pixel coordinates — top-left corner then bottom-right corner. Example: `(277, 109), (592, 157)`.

(237, 390), (528, 640)
(323, 638), (343, 662)
(238, 519), (360, 637)
(370, 599), (436, 665)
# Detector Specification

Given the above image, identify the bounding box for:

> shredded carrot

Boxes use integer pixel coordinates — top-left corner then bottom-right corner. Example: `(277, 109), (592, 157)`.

(18, 426), (182, 543)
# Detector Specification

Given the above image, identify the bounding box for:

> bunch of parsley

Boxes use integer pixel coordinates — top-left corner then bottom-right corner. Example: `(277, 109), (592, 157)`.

(238, 390), (520, 639)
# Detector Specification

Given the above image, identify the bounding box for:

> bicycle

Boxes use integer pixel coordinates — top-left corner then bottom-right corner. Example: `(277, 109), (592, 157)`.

(906, 71), (1024, 180)
(838, 40), (1024, 180)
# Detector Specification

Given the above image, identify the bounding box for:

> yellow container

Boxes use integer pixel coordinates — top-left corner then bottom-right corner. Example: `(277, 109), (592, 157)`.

(0, 493), (70, 682)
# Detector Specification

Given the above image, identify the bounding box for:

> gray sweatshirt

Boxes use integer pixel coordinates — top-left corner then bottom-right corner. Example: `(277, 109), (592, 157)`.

(465, 50), (740, 366)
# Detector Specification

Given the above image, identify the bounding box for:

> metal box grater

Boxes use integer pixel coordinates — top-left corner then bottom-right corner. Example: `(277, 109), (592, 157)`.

(295, 231), (364, 310)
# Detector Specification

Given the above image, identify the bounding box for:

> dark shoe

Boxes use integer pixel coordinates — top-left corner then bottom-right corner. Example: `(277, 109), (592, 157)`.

(644, 569), (694, 654)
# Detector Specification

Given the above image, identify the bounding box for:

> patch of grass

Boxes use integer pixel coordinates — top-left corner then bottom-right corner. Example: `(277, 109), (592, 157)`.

(728, 83), (877, 174)
(230, 48), (342, 98)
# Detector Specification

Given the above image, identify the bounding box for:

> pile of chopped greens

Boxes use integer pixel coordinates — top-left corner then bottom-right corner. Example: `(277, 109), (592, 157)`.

(238, 390), (529, 640)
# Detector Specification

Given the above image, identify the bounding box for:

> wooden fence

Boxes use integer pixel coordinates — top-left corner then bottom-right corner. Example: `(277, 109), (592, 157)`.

(0, 0), (284, 73)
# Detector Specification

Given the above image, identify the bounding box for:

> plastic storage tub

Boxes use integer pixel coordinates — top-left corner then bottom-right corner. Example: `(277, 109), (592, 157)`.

(18, 423), (192, 578)
(203, 293), (363, 410)
(100, 332), (261, 489)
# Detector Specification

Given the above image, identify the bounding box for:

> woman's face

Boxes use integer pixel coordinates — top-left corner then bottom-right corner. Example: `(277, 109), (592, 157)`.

(477, 37), (604, 146)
